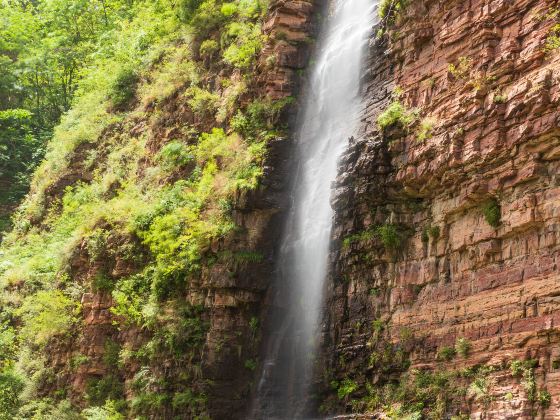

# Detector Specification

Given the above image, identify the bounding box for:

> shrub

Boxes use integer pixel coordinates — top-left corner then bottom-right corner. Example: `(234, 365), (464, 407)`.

(0, 325), (17, 364)
(222, 22), (263, 69)
(537, 390), (552, 408)
(522, 368), (536, 401)
(417, 117), (436, 141)
(82, 400), (125, 420)
(249, 317), (258, 334)
(190, 0), (224, 36)
(468, 376), (491, 402)
(421, 227), (430, 243)
(377, 100), (417, 131)
(429, 225), (440, 239)
(157, 141), (194, 169)
(493, 93), (507, 104)
(109, 67), (139, 109)
(199, 39), (219, 57)
(171, 389), (207, 412)
(92, 272), (114, 292)
(545, 12), (560, 53)
(379, 0), (409, 23)
(103, 340), (121, 368)
(70, 354), (89, 370)
(377, 223), (402, 249)
(0, 368), (25, 418)
(482, 198), (501, 228)
(86, 375), (124, 406)
(244, 359), (257, 371)
(177, 0), (205, 22)
(16, 290), (79, 346)
(337, 378), (358, 399)
(437, 346), (456, 361)
(510, 360), (524, 377)
(220, 3), (238, 16)
(455, 338), (471, 358)
(85, 229), (110, 261)
(372, 319), (385, 334)
(448, 57), (473, 80)
(111, 272), (151, 325)
(186, 87), (219, 116)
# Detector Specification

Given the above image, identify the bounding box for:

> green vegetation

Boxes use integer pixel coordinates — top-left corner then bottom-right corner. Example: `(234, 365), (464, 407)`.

(343, 223), (408, 251)
(448, 57), (473, 80)
(543, 8), (560, 52)
(352, 368), (467, 419)
(422, 225), (440, 243)
(0, 110), (44, 230)
(416, 117), (437, 141)
(537, 389), (552, 408)
(0, 369), (25, 418)
(482, 198), (501, 228)
(377, 100), (417, 131)
(15, 290), (80, 347)
(333, 378), (358, 400)
(0, 0), (152, 230)
(510, 359), (540, 402)
(437, 346), (456, 361)
(379, 0), (409, 24)
(0, 0), (279, 417)
(493, 92), (507, 104)
(455, 337), (471, 358)
(377, 223), (402, 249)
(244, 359), (257, 371)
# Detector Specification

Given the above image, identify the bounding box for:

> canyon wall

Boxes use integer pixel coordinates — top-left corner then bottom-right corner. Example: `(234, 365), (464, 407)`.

(0, 1), (318, 419)
(68, 2), (319, 418)
(321, 0), (560, 418)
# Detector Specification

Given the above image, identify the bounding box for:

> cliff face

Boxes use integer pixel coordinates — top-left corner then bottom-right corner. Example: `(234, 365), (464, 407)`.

(322, 0), (560, 417)
(0, 1), (317, 418)
(61, 2), (319, 418)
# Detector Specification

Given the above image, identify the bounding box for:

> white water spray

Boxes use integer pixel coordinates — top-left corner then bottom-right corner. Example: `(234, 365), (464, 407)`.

(251, 0), (375, 417)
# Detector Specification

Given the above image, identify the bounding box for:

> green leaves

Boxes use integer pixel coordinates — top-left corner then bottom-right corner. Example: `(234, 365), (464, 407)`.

(0, 369), (25, 420)
(15, 290), (80, 346)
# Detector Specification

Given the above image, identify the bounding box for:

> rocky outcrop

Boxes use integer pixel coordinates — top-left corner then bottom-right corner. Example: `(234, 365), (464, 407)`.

(321, 0), (560, 417)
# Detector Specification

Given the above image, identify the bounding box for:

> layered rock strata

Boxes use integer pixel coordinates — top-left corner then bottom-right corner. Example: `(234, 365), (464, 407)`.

(322, 0), (560, 417)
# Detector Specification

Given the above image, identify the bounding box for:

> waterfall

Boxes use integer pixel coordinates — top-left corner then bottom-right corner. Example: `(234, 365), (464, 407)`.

(251, 0), (375, 417)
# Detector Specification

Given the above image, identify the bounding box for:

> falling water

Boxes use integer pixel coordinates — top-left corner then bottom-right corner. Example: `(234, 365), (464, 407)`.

(251, 0), (375, 417)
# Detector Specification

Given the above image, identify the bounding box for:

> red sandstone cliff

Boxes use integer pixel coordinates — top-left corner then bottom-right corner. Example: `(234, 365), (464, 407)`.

(322, 0), (560, 418)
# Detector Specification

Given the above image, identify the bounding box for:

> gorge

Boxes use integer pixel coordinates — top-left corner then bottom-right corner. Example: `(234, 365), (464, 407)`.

(0, 0), (559, 419)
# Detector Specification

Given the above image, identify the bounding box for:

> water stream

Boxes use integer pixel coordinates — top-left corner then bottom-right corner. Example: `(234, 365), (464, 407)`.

(251, 0), (376, 417)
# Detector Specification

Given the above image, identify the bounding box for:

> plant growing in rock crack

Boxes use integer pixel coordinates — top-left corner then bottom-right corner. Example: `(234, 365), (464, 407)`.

(482, 198), (501, 228)
(334, 378), (358, 400)
(416, 116), (437, 141)
(437, 346), (456, 361)
(448, 57), (473, 80)
(537, 389), (552, 408)
(379, 0), (410, 25)
(493, 92), (507, 104)
(543, 8), (560, 53)
(377, 100), (418, 132)
(468, 376), (493, 404)
(377, 223), (404, 250)
(455, 337), (471, 358)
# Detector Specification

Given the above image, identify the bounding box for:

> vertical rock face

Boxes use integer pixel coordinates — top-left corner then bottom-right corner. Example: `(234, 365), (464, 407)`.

(322, 0), (560, 417)
(29, 2), (319, 419)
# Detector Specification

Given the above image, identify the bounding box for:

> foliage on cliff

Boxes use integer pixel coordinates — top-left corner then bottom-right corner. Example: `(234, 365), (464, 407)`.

(0, 0), (283, 417)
